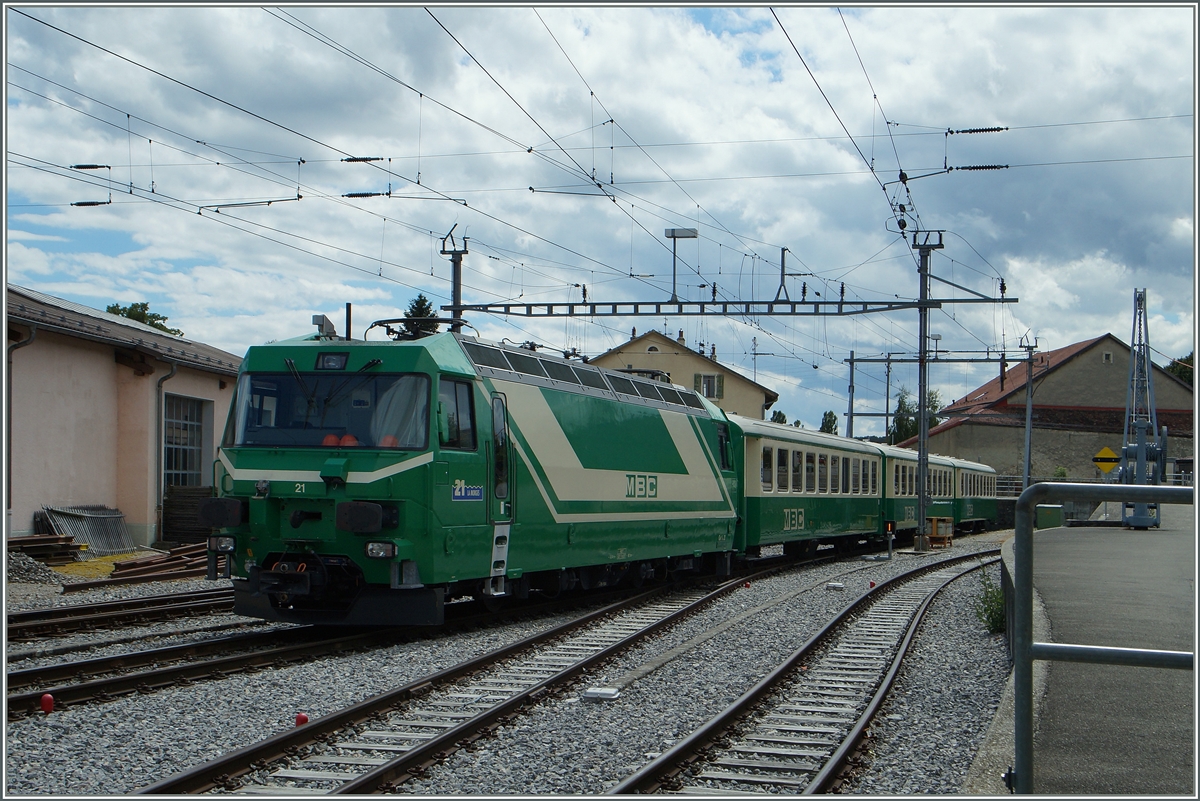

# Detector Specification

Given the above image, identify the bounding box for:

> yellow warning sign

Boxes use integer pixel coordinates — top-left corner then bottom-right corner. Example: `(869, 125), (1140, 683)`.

(1092, 446), (1120, 473)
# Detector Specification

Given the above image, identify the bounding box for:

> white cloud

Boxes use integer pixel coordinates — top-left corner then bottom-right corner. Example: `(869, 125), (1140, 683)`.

(3, 6), (1193, 427)
(6, 230), (68, 242)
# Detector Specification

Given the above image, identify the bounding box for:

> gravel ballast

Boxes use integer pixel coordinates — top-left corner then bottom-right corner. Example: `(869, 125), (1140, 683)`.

(5, 533), (1013, 796)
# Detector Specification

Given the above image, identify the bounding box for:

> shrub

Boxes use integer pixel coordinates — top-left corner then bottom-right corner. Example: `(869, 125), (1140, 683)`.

(973, 567), (1006, 634)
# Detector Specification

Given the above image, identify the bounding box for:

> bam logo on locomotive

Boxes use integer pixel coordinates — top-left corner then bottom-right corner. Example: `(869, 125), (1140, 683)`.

(626, 474), (658, 498)
(452, 479), (484, 501)
(783, 508), (805, 530)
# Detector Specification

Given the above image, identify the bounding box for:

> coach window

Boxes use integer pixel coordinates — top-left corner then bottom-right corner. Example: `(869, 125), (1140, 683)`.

(870, 461), (878, 495)
(777, 448), (789, 492)
(806, 452), (816, 493)
(438, 378), (476, 450)
(818, 453), (828, 493)
(830, 455), (840, 494)
(842, 457), (851, 494)
(792, 451), (803, 493)
(761, 446), (773, 492)
(851, 458), (860, 494)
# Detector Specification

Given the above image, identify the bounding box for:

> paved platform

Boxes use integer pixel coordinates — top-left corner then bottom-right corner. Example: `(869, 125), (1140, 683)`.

(968, 501), (1195, 794)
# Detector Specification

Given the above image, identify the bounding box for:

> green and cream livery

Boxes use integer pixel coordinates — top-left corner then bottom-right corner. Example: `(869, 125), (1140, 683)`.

(200, 328), (994, 626)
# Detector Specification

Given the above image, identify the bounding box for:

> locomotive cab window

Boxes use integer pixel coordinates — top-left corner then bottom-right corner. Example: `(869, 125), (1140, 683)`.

(437, 378), (476, 450)
(228, 371), (429, 450)
(716, 423), (732, 471)
(492, 396), (509, 499)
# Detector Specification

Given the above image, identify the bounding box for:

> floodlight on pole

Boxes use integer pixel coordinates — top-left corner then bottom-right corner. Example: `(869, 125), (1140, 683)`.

(665, 228), (698, 302)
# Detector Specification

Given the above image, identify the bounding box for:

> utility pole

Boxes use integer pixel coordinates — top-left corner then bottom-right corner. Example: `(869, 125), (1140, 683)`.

(750, 337), (774, 383)
(665, 228), (697, 303)
(1021, 336), (1037, 490)
(884, 355), (893, 443)
(913, 230), (944, 552)
(845, 350), (856, 438)
(440, 225), (468, 334)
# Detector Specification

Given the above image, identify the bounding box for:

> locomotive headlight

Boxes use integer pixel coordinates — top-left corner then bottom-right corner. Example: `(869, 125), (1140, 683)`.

(208, 536), (237, 553)
(364, 541), (396, 559)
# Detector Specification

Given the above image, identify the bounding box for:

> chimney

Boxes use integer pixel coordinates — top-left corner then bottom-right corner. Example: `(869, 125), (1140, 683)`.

(677, 329), (685, 345)
(631, 327), (636, 340)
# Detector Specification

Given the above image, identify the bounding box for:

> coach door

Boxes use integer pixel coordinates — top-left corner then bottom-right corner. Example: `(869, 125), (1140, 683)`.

(485, 394), (512, 596)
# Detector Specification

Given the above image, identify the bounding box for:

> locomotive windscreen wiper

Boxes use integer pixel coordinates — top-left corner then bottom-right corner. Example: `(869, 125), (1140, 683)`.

(285, 358), (317, 427)
(318, 359), (383, 426)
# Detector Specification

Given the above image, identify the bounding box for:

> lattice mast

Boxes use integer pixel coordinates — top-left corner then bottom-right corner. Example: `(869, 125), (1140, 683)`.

(1120, 288), (1167, 528)
(1123, 288), (1159, 444)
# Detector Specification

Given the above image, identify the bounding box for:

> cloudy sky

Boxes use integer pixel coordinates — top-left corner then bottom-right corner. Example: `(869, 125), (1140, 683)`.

(5, 5), (1195, 433)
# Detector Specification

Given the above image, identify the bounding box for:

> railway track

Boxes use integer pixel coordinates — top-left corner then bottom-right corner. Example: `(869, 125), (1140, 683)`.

(6, 587), (235, 640)
(135, 565), (795, 795)
(5, 580), (670, 720)
(609, 550), (1001, 795)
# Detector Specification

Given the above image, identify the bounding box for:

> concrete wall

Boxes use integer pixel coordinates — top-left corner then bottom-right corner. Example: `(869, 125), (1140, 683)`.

(7, 326), (236, 545)
(9, 331), (120, 536)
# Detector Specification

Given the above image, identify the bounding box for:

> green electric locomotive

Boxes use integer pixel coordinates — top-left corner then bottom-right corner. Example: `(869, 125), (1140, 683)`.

(201, 326), (740, 625)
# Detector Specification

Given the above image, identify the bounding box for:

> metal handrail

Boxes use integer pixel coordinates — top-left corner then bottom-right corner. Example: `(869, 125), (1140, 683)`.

(1011, 482), (1194, 794)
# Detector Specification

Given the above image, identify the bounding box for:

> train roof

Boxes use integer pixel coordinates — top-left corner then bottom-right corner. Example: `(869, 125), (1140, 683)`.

(728, 415), (884, 455)
(730, 415), (997, 473)
(454, 334), (722, 420)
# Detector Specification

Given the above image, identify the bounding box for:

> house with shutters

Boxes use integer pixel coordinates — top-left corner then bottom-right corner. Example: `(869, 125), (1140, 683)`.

(897, 333), (1193, 479)
(6, 284), (243, 545)
(589, 329), (778, 420)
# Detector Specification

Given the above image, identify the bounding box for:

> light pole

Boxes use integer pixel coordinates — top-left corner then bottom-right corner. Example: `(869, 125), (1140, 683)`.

(665, 228), (697, 302)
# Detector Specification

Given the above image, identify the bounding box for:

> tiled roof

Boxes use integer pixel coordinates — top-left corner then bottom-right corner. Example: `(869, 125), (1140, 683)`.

(897, 335), (1108, 447)
(6, 284), (242, 376)
(941, 335), (1108, 415)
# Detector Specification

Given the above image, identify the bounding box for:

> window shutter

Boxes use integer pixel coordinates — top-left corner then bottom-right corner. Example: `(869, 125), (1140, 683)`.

(694, 374), (702, 392)
(716, 374), (724, 399)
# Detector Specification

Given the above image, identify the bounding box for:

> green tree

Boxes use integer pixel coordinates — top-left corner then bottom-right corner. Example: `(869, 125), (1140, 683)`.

(770, 410), (788, 425)
(889, 386), (943, 444)
(819, 410), (839, 435)
(106, 301), (183, 336)
(1166, 351), (1193, 386)
(401, 294), (439, 338)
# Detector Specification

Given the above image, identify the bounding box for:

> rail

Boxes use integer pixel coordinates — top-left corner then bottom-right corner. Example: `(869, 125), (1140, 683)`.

(1010, 482), (1194, 794)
